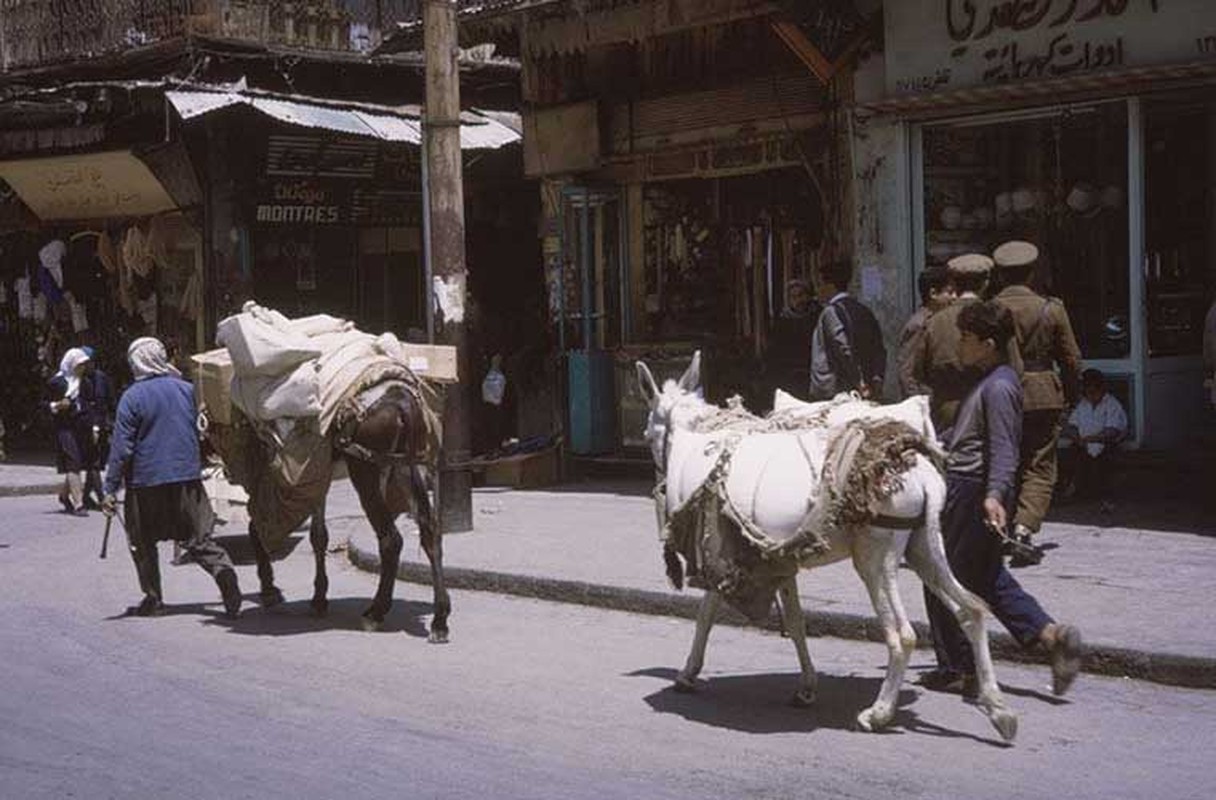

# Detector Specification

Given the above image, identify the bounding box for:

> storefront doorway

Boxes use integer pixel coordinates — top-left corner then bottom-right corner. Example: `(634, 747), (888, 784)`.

(913, 97), (1216, 449)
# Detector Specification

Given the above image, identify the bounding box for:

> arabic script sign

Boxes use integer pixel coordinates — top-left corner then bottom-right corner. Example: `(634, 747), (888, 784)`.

(885, 0), (1216, 95)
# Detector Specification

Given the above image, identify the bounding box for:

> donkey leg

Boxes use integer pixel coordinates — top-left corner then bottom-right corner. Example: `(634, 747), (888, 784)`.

(777, 577), (817, 707)
(349, 460), (401, 631)
(309, 497), (330, 617)
(907, 527), (1017, 743)
(852, 528), (915, 732)
(412, 466), (450, 644)
(248, 521), (284, 608)
(676, 590), (722, 692)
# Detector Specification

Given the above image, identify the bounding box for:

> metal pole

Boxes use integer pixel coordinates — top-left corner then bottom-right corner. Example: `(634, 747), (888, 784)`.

(580, 187), (593, 352)
(425, 0), (473, 532)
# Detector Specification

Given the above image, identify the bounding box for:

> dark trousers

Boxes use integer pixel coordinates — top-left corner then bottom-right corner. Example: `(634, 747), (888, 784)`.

(125, 480), (234, 603)
(925, 475), (1053, 674)
(1059, 443), (1114, 500)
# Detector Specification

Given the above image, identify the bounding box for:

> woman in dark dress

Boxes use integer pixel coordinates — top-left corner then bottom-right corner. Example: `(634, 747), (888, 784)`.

(48, 347), (92, 515)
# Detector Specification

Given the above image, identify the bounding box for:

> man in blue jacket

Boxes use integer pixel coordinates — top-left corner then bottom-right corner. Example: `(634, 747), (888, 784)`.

(102, 337), (241, 619)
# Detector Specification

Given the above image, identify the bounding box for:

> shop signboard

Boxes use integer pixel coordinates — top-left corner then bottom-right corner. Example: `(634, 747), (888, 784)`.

(255, 179), (420, 227)
(885, 0), (1216, 96)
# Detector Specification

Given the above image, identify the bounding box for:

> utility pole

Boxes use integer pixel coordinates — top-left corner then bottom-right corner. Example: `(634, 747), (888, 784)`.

(425, 0), (473, 532)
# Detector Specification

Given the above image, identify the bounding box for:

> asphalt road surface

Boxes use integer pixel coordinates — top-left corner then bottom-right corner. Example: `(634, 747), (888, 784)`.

(2, 495), (1213, 800)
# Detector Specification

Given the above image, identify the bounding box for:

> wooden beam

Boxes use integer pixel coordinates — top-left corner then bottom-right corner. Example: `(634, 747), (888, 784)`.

(771, 21), (835, 84)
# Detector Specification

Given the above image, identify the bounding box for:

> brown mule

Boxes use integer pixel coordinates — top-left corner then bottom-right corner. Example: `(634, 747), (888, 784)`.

(244, 383), (450, 643)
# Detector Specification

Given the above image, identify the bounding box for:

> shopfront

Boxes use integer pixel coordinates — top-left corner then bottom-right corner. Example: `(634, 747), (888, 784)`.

(0, 147), (202, 449)
(873, 0), (1216, 449)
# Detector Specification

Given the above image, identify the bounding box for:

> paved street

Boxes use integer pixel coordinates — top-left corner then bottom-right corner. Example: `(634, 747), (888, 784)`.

(3, 493), (1215, 800)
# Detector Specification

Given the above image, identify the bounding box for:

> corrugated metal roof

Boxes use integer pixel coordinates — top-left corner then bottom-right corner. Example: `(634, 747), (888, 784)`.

(165, 87), (519, 149)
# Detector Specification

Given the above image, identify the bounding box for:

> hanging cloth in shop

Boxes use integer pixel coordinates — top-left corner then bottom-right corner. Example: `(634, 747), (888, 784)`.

(766, 228), (775, 320)
(96, 231), (118, 274)
(179, 264), (204, 321)
(121, 224), (156, 278)
(15, 275), (33, 319)
(66, 292), (89, 333)
(738, 229), (752, 339)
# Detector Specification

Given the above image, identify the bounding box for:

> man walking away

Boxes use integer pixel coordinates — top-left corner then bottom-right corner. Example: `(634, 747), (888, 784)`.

(808, 260), (886, 401)
(991, 241), (1081, 565)
(102, 337), (241, 619)
(919, 301), (1082, 698)
(908, 254), (993, 432)
(898, 266), (955, 398)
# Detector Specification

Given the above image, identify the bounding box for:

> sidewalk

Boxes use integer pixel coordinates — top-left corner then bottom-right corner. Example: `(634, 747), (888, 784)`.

(0, 461), (62, 498)
(328, 479), (1216, 691)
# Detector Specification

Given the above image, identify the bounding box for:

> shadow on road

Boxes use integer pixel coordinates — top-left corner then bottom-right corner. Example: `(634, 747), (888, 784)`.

(218, 596), (433, 639)
(212, 532), (305, 565)
(630, 667), (1011, 747)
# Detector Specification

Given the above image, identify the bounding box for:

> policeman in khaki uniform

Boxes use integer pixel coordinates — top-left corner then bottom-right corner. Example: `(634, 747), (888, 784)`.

(909, 253), (993, 433)
(991, 241), (1082, 564)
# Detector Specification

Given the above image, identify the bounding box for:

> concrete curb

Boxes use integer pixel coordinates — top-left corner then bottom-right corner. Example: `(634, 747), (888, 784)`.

(0, 483), (62, 498)
(347, 537), (1216, 691)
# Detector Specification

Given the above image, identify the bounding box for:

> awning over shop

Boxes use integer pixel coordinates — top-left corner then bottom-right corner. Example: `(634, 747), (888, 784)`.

(165, 88), (521, 150)
(0, 149), (177, 221)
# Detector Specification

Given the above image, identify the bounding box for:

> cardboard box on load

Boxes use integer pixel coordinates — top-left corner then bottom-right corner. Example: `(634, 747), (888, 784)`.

(400, 343), (458, 383)
(190, 349), (234, 425)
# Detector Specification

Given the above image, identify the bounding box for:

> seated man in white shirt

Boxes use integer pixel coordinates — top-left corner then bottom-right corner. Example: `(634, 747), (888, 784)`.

(1058, 368), (1128, 510)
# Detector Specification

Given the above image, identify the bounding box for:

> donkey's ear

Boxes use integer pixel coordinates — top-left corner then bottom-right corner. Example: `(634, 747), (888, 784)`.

(636, 361), (660, 405)
(677, 351), (702, 393)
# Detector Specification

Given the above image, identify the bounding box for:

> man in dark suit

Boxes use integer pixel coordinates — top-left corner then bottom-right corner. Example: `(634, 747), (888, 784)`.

(808, 260), (886, 401)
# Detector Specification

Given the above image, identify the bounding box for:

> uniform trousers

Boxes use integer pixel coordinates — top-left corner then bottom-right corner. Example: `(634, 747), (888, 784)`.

(925, 475), (1053, 675)
(1014, 409), (1063, 533)
(124, 480), (234, 603)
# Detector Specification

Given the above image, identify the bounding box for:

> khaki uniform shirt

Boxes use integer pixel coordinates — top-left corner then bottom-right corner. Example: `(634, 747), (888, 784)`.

(897, 304), (933, 397)
(910, 296), (982, 430)
(994, 284), (1082, 412)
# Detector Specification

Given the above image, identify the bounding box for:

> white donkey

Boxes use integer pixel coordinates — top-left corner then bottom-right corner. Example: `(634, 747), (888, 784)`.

(637, 352), (1017, 742)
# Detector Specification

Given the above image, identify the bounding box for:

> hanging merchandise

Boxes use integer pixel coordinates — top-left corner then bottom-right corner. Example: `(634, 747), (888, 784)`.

(137, 293), (158, 332)
(38, 239), (66, 288)
(15, 275), (32, 319)
(67, 292), (89, 333)
(32, 294), (47, 322)
(96, 231), (117, 273)
(179, 265), (204, 321)
(0, 280), (6, 306)
(121, 225), (155, 278)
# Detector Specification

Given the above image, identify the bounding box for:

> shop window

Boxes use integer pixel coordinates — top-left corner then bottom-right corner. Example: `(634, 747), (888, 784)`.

(1144, 94), (1216, 358)
(923, 103), (1130, 359)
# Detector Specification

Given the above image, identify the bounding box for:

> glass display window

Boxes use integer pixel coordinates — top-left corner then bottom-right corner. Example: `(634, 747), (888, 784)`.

(922, 103), (1130, 359)
(1144, 93), (1216, 357)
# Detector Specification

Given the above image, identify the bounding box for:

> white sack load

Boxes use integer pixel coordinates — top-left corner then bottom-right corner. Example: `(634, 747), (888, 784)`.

(230, 360), (322, 420)
(217, 302), (321, 377)
(285, 313), (355, 338)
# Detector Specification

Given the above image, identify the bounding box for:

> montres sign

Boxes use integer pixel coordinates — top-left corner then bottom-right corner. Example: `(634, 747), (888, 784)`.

(256, 180), (341, 225)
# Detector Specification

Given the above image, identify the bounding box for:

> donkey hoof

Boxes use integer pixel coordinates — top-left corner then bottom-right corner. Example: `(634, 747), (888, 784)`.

(790, 688), (817, 708)
(360, 614), (383, 633)
(428, 628), (450, 644)
(673, 674), (700, 694)
(260, 588), (285, 609)
(986, 706), (1019, 744)
(310, 598), (329, 617)
(856, 704), (893, 733)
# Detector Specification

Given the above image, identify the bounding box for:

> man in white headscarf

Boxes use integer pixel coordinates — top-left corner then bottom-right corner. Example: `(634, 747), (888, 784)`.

(48, 347), (92, 514)
(102, 337), (242, 618)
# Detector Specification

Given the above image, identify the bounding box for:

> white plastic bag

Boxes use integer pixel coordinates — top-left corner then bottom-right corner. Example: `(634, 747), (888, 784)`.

(482, 366), (506, 406)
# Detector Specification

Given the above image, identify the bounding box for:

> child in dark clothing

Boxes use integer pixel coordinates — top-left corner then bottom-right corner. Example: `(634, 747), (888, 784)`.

(920, 301), (1083, 697)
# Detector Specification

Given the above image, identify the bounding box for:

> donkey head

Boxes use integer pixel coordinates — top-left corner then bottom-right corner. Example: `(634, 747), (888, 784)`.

(635, 351), (703, 470)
